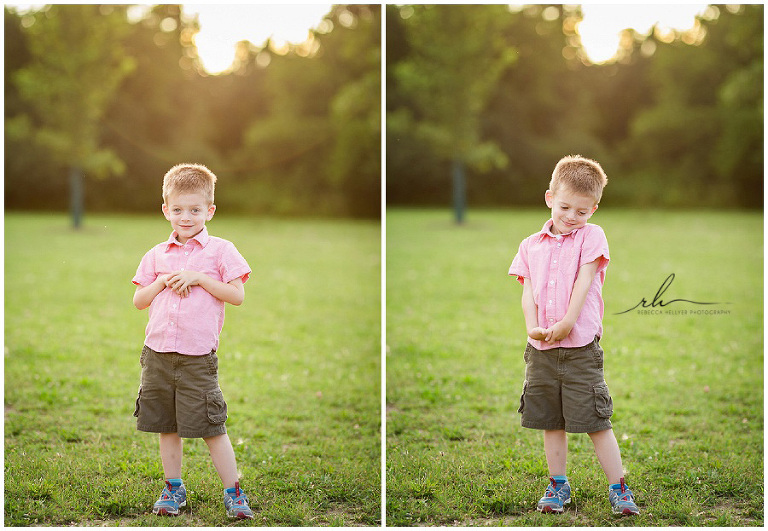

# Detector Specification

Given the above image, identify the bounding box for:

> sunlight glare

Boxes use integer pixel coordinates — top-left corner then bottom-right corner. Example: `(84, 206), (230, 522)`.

(578, 4), (710, 63)
(183, 4), (333, 74)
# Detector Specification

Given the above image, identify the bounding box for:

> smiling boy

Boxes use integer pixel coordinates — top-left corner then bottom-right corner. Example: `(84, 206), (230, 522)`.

(508, 155), (639, 516)
(132, 163), (254, 519)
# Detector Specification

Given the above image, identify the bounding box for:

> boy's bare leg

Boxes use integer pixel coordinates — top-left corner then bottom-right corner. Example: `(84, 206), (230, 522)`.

(159, 432), (183, 479)
(588, 428), (624, 484)
(543, 429), (568, 476)
(204, 433), (239, 489)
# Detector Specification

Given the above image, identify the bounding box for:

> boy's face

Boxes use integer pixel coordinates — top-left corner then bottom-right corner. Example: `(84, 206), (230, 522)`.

(545, 187), (598, 235)
(162, 192), (215, 243)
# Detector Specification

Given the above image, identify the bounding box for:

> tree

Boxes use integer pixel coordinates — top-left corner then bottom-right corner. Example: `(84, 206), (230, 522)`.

(8, 5), (135, 228)
(619, 4), (763, 207)
(389, 5), (515, 223)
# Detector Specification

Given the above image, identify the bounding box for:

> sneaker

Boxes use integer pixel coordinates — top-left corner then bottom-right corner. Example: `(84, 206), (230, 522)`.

(609, 478), (639, 516)
(153, 480), (187, 516)
(537, 477), (571, 513)
(224, 482), (254, 519)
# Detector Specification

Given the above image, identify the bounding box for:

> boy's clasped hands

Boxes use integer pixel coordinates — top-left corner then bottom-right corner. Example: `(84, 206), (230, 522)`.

(163, 270), (202, 298)
(528, 319), (574, 345)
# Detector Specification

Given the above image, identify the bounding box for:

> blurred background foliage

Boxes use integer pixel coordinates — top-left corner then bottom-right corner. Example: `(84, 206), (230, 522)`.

(5, 4), (381, 219)
(386, 4), (763, 210)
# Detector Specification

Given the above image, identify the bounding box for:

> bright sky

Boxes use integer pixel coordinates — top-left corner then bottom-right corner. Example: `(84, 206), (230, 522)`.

(578, 4), (711, 63)
(181, 4), (334, 74)
(9, 4), (712, 70)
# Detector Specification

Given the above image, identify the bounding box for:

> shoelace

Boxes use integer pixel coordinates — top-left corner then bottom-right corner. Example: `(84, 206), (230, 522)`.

(162, 481), (183, 502)
(229, 482), (249, 506)
(544, 477), (565, 499)
(615, 478), (634, 502)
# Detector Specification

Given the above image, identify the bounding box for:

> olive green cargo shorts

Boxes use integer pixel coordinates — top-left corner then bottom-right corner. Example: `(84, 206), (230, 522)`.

(134, 346), (228, 439)
(517, 337), (613, 433)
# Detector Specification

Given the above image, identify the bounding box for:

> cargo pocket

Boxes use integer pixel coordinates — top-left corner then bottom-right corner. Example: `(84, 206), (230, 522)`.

(133, 386), (142, 418)
(206, 389), (228, 424)
(517, 380), (528, 413)
(593, 383), (613, 418)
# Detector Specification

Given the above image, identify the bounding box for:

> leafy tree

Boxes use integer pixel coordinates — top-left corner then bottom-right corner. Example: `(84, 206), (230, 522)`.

(232, 5), (381, 217)
(8, 5), (136, 227)
(388, 5), (516, 223)
(619, 4), (763, 207)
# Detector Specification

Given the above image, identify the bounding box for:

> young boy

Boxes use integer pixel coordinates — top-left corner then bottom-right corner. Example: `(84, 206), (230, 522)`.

(132, 163), (254, 519)
(508, 155), (639, 516)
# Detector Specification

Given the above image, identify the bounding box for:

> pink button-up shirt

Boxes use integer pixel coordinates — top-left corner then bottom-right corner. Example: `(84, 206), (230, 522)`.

(509, 219), (609, 350)
(133, 227), (251, 356)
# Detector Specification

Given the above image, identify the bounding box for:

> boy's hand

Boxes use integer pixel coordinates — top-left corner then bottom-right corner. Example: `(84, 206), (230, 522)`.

(528, 327), (549, 341)
(166, 270), (202, 297)
(544, 319), (574, 344)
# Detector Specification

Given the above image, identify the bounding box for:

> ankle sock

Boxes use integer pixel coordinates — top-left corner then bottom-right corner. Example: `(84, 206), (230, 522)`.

(609, 478), (625, 491)
(552, 475), (568, 485)
(225, 482), (241, 496)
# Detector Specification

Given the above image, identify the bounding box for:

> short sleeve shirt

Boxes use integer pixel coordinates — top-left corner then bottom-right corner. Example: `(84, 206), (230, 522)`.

(133, 227), (251, 355)
(509, 219), (609, 350)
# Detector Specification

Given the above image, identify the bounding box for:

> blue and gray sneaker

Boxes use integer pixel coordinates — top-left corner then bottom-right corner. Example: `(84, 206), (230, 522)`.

(153, 480), (187, 516)
(224, 482), (254, 519)
(537, 477), (571, 513)
(609, 478), (639, 516)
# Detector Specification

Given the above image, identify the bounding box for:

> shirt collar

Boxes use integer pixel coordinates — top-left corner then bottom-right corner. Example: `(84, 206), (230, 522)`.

(164, 226), (210, 249)
(536, 219), (581, 242)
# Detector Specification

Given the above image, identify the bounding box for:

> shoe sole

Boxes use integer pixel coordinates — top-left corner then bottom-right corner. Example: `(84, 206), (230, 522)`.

(153, 500), (187, 516)
(537, 498), (570, 514)
(613, 507), (639, 516)
(229, 512), (254, 519)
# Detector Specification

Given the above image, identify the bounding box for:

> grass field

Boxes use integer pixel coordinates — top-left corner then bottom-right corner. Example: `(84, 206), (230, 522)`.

(386, 208), (763, 527)
(5, 213), (381, 526)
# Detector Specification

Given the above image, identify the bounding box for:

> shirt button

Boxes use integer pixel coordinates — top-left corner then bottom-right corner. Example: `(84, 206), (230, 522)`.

(184, 252), (189, 256)
(553, 260), (557, 264)
(173, 304), (177, 309)
(550, 280), (554, 285)
(180, 268), (185, 271)
(548, 300), (553, 304)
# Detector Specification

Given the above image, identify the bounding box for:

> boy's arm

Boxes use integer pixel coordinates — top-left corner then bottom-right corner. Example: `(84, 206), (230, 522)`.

(166, 270), (245, 306)
(133, 275), (169, 310)
(545, 258), (600, 344)
(522, 277), (548, 341)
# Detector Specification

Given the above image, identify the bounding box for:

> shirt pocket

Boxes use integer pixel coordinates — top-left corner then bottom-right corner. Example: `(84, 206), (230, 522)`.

(188, 254), (222, 282)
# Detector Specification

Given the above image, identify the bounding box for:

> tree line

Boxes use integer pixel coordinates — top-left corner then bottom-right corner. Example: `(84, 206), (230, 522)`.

(5, 4), (381, 219)
(386, 4), (763, 211)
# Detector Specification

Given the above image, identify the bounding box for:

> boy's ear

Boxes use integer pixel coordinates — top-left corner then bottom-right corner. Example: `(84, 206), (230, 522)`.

(591, 204), (599, 215)
(544, 190), (554, 208)
(161, 203), (170, 220)
(206, 204), (216, 221)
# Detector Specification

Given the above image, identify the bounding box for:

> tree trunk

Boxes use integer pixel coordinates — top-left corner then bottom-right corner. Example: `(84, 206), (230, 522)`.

(70, 166), (83, 229)
(452, 158), (466, 225)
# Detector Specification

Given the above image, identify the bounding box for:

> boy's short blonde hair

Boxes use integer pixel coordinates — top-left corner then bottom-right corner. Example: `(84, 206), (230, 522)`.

(549, 155), (608, 204)
(162, 163), (217, 205)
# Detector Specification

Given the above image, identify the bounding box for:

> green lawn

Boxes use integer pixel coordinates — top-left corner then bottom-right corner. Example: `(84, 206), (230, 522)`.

(5, 213), (381, 526)
(386, 208), (763, 527)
